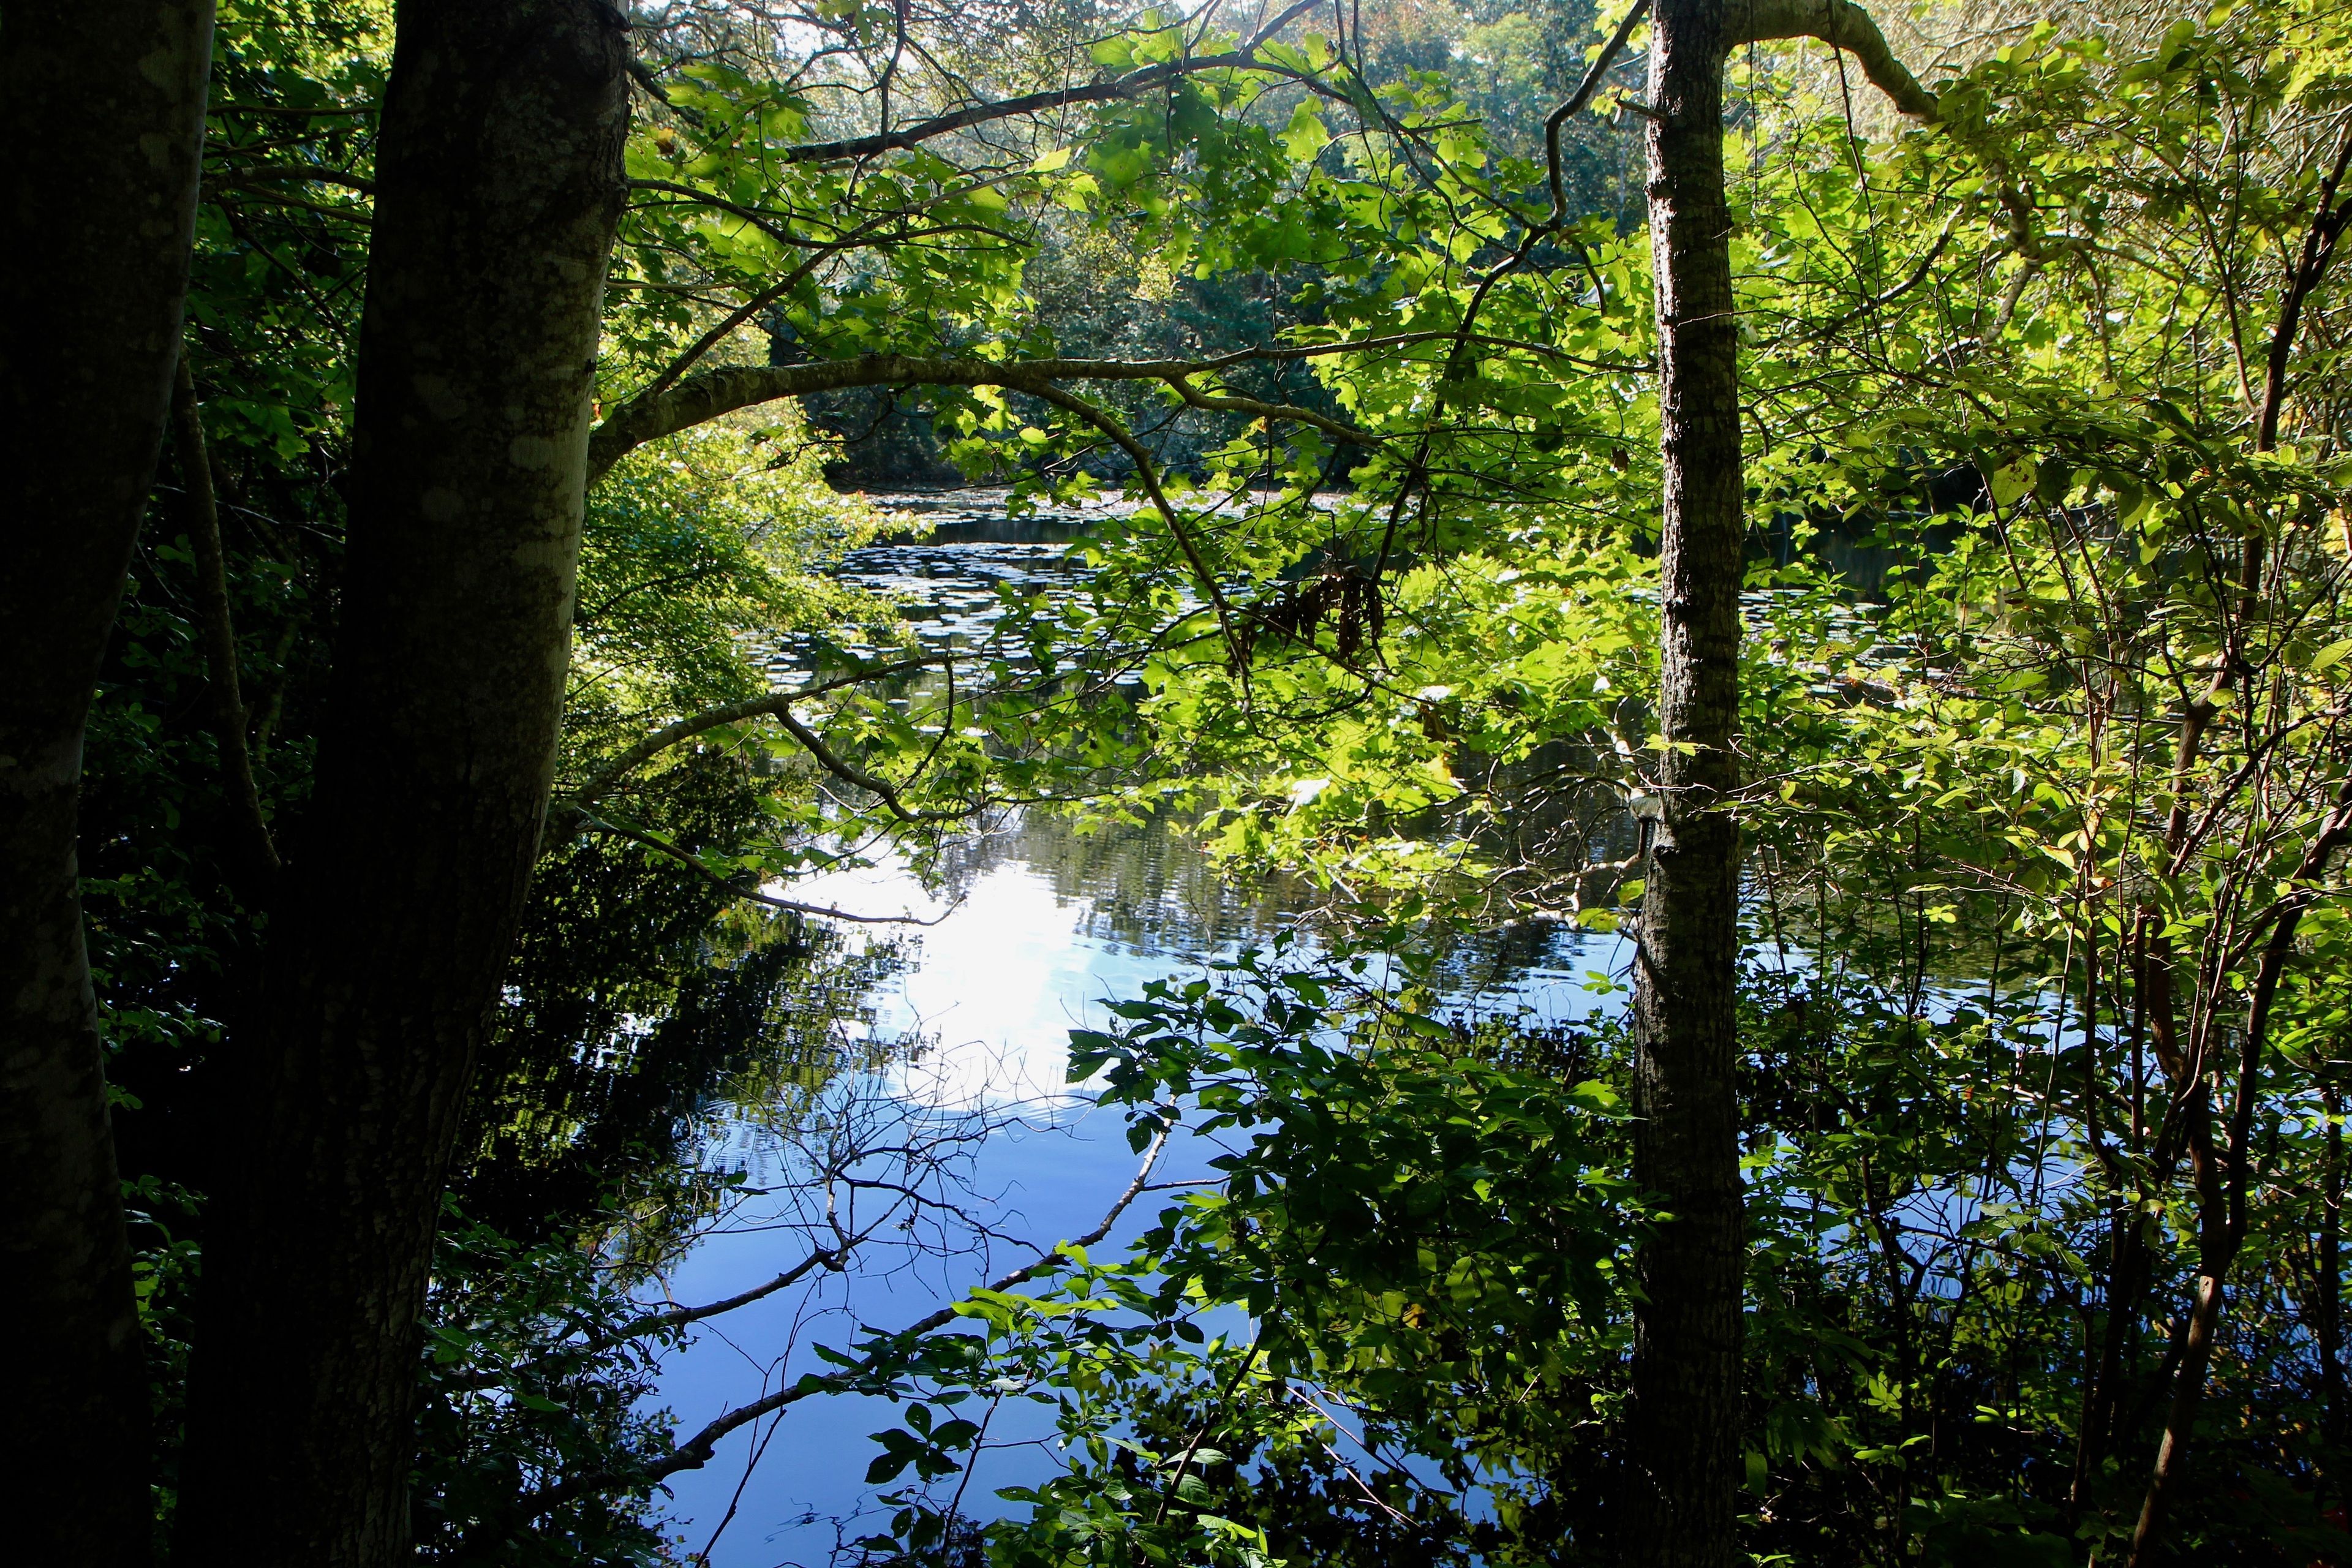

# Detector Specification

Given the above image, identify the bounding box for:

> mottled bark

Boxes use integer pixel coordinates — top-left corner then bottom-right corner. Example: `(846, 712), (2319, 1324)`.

(0, 3), (214, 1564)
(1627, 2), (1747, 1565)
(172, 5), (630, 1565)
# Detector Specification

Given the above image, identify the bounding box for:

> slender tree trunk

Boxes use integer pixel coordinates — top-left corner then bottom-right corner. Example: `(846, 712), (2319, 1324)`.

(2324, 1084), (2345, 1451)
(1628, 1), (1746, 1564)
(173, 6), (629, 1564)
(2075, 1207), (2158, 1496)
(2124, 873), (2346, 1562)
(2126, 1265), (2230, 1564)
(0, 4), (213, 1563)
(2072, 927), (2154, 1511)
(2114, 143), (2352, 1559)
(172, 352), (280, 883)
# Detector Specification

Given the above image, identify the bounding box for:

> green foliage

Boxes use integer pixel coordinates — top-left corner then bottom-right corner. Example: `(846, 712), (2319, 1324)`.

(1075, 946), (1640, 1396)
(825, 943), (1644, 1567)
(794, 6), (2352, 1564)
(414, 1215), (690, 1566)
(573, 419), (901, 726)
(83, 0), (2352, 1562)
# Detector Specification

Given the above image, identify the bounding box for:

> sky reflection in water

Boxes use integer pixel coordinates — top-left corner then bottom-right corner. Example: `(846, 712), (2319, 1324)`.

(652, 500), (1628, 1566)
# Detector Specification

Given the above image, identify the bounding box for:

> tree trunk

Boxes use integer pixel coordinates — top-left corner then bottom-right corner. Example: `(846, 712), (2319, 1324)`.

(2114, 142), (2352, 1562)
(172, 352), (280, 883)
(1628, 1), (1747, 1564)
(0, 4), (214, 1563)
(2324, 1084), (2345, 1451)
(2125, 1266), (2230, 1566)
(172, 6), (629, 1564)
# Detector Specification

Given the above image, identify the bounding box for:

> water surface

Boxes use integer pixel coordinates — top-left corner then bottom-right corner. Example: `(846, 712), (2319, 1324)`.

(652, 493), (1629, 1564)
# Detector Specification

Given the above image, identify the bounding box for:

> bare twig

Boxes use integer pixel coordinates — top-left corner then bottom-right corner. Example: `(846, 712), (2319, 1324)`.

(471, 1123), (1175, 1539)
(1545, 0), (1652, 227)
(574, 809), (953, 925)
(771, 0), (1325, 165)
(550, 653), (945, 823)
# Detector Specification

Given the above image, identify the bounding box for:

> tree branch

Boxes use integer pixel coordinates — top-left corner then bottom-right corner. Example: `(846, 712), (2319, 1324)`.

(2124, 772), (2352, 1567)
(626, 178), (823, 250)
(1020, 382), (1246, 667)
(207, 162), (377, 195)
(2255, 117), (2352, 453)
(1156, 373), (1364, 445)
(587, 352), (1374, 484)
(450, 1226), (883, 1392)
(1725, 0), (1939, 121)
(554, 685), (964, 828)
(1547, 0), (1651, 227)
(470, 1123), (1174, 1540)
(771, 0), (1325, 165)
(767, 701), (963, 822)
(573, 809), (954, 924)
(210, 188), (374, 224)
(554, 655), (949, 821)
(612, 1243), (853, 1344)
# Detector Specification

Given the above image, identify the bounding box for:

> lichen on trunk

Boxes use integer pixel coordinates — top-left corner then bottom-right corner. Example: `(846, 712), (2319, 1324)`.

(172, 5), (631, 1563)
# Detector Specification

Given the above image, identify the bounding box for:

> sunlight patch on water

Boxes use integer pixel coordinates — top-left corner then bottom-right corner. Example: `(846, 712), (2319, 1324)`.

(774, 849), (1178, 1109)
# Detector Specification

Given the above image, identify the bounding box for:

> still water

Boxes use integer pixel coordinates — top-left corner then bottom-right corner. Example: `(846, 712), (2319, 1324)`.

(650, 494), (1629, 1566)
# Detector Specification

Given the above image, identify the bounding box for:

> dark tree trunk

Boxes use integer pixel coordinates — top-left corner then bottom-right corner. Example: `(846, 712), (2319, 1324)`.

(173, 6), (630, 1564)
(0, 4), (214, 1563)
(2324, 1084), (2345, 1452)
(1627, 0), (1746, 1564)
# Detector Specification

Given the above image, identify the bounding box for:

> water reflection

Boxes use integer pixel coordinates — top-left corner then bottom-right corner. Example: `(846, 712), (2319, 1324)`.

(752, 803), (1623, 1111)
(656, 492), (1630, 1564)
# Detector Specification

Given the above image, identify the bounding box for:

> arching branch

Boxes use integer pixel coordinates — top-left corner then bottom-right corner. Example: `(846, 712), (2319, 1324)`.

(572, 809), (954, 924)
(555, 656), (944, 821)
(1725, 0), (1939, 121)
(551, 679), (965, 832)
(587, 352), (1374, 484)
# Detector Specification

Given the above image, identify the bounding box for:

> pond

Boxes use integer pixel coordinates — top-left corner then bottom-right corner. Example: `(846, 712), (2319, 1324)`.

(647, 492), (1633, 1566)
